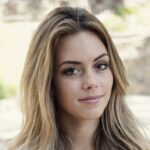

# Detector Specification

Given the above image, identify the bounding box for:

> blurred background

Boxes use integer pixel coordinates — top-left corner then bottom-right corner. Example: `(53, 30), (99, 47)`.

(0, 0), (150, 148)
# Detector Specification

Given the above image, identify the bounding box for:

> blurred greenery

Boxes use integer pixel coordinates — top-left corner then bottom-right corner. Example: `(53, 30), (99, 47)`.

(98, 12), (127, 32)
(103, 6), (138, 31)
(116, 6), (138, 17)
(0, 74), (17, 99)
(103, 16), (127, 32)
(100, 2), (150, 32)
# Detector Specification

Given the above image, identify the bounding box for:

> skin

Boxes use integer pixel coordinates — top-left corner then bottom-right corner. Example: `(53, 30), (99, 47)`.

(54, 30), (113, 150)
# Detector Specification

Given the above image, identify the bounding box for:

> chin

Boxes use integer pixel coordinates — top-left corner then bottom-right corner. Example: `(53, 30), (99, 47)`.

(80, 111), (103, 120)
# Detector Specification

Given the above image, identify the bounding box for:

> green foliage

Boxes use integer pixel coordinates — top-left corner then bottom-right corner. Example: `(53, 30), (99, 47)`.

(100, 14), (127, 32)
(0, 76), (17, 99)
(104, 18), (126, 31)
(116, 6), (137, 17)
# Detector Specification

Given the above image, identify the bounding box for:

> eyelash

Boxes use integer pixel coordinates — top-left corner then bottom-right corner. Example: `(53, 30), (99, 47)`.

(62, 62), (109, 76)
(95, 62), (109, 71)
(62, 67), (81, 76)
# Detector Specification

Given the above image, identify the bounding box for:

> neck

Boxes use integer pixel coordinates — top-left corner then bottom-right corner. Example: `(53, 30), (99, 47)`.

(58, 112), (99, 150)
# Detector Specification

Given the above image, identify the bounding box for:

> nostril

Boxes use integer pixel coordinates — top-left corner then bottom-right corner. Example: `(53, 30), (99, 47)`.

(82, 72), (99, 90)
(82, 81), (99, 90)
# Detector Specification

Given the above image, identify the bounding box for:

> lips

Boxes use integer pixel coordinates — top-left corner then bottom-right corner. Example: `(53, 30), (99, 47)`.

(79, 95), (103, 104)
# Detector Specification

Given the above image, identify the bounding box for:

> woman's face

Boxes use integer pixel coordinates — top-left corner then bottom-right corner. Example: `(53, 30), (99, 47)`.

(54, 30), (113, 120)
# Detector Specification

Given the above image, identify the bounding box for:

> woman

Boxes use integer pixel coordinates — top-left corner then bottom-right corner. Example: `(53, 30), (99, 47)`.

(8, 6), (149, 150)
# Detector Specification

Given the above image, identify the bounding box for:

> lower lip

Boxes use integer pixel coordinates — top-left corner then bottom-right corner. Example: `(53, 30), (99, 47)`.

(79, 97), (101, 104)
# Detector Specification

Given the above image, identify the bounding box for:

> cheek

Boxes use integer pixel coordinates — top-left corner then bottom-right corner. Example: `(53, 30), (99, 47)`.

(106, 71), (113, 90)
(105, 71), (113, 103)
(98, 70), (113, 99)
(54, 76), (82, 117)
(54, 75), (80, 105)
(99, 70), (113, 88)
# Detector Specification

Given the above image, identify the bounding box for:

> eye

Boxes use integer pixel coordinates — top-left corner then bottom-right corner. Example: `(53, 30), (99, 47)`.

(62, 67), (81, 75)
(96, 63), (109, 70)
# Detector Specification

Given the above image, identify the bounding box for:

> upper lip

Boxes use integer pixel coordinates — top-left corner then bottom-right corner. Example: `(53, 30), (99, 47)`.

(79, 95), (103, 101)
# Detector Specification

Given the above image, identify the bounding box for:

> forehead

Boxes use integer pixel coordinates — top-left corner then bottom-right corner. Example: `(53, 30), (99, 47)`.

(56, 31), (108, 63)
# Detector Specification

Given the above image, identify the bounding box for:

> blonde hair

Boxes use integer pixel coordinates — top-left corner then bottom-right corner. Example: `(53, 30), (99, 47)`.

(9, 6), (149, 150)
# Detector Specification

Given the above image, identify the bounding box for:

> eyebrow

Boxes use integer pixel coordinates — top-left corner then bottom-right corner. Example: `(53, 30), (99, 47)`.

(93, 53), (109, 61)
(58, 53), (109, 67)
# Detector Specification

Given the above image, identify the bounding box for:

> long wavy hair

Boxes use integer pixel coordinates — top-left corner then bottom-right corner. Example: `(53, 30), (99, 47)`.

(9, 6), (149, 150)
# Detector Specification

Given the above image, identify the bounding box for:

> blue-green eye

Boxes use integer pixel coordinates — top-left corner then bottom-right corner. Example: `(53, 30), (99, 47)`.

(96, 63), (109, 70)
(62, 67), (80, 75)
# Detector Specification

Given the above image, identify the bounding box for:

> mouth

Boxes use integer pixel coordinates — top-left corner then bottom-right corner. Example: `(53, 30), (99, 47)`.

(78, 95), (103, 104)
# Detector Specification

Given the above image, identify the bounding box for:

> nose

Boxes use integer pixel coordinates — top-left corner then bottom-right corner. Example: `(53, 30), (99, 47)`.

(82, 71), (99, 91)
